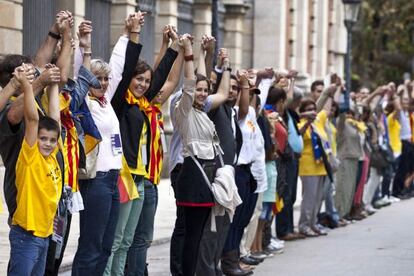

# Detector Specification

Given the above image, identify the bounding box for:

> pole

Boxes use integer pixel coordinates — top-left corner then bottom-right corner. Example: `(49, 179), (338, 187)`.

(340, 20), (352, 110)
(212, 0), (219, 65)
(345, 21), (352, 93)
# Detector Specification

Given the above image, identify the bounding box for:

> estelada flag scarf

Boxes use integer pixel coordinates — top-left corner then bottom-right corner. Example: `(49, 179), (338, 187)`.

(125, 89), (164, 185)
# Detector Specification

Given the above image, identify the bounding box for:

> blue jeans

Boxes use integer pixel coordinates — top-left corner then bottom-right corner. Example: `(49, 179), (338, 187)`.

(323, 177), (340, 223)
(72, 170), (120, 276)
(8, 225), (49, 276)
(126, 179), (158, 275)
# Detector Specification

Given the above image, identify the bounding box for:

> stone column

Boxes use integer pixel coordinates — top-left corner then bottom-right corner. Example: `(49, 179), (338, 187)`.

(329, 0), (346, 78)
(154, 0), (178, 57)
(0, 0), (23, 55)
(192, 0), (212, 63)
(223, 0), (249, 70)
(253, 0), (287, 70)
(292, 0), (311, 91)
(314, 0), (329, 79)
(110, 0), (137, 48)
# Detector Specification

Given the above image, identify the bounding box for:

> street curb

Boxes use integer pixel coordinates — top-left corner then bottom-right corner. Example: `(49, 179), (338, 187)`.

(58, 237), (172, 273)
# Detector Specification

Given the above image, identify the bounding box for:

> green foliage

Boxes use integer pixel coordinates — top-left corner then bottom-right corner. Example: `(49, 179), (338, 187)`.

(352, 0), (414, 88)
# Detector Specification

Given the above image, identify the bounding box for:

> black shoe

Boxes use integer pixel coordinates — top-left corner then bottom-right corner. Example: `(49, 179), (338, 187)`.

(240, 255), (261, 266)
(222, 250), (253, 276)
(223, 267), (253, 276)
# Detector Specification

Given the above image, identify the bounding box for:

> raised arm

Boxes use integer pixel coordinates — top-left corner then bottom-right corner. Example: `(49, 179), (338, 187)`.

(111, 12), (144, 118)
(152, 29), (183, 106)
(209, 49), (230, 110)
(34, 11), (73, 68)
(7, 65), (60, 125)
(0, 66), (35, 112)
(197, 35), (215, 78)
(153, 25), (172, 70)
(316, 84), (336, 113)
(286, 69), (298, 101)
(18, 65), (38, 146)
(56, 16), (73, 86)
(204, 36), (215, 79)
(236, 70), (251, 121)
(45, 64), (61, 126)
(144, 33), (179, 102)
(176, 35), (196, 117)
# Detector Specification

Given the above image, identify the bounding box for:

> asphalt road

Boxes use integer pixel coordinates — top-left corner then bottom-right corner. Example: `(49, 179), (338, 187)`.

(60, 198), (414, 276)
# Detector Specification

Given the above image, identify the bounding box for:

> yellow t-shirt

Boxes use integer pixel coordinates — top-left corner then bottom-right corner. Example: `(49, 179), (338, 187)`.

(129, 123), (147, 176)
(298, 110), (328, 176)
(13, 139), (62, 238)
(387, 112), (401, 156)
(328, 121), (337, 156)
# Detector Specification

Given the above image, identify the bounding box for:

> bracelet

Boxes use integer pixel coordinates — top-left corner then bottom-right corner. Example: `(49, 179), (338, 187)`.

(130, 31), (141, 34)
(241, 86), (250, 89)
(184, 54), (194, 61)
(48, 31), (61, 40)
(83, 52), (92, 56)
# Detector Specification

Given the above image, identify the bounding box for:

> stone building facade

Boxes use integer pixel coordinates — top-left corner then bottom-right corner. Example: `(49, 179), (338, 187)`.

(0, 0), (348, 173)
(0, 0), (347, 89)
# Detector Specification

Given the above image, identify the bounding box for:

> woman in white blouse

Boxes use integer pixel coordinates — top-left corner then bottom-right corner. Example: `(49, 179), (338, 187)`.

(71, 15), (142, 275)
(172, 34), (230, 276)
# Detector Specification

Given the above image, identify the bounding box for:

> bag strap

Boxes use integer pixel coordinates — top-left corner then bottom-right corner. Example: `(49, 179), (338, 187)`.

(189, 152), (213, 191)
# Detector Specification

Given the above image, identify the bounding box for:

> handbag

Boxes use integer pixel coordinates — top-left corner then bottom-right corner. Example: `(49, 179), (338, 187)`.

(78, 142), (99, 180)
(370, 145), (389, 169)
(188, 150), (242, 232)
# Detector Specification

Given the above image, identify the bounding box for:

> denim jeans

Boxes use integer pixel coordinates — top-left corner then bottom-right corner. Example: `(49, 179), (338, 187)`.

(323, 177), (340, 222)
(8, 225), (49, 276)
(104, 175), (145, 276)
(223, 166), (258, 254)
(126, 179), (158, 276)
(169, 165), (184, 276)
(72, 170), (120, 276)
(276, 156), (298, 237)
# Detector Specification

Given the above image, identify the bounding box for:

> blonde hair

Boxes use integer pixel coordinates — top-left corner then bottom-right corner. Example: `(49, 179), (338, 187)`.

(90, 59), (111, 76)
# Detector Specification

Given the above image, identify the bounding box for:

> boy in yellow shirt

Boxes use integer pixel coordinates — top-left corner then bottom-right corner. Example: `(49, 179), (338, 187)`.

(8, 64), (62, 276)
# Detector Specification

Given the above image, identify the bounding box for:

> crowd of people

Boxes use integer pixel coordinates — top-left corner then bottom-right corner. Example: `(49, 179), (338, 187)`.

(0, 9), (413, 276)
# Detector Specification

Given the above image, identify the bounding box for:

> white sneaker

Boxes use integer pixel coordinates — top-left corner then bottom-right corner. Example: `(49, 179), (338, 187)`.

(365, 205), (377, 214)
(271, 237), (285, 244)
(375, 196), (391, 206)
(270, 239), (285, 250)
(388, 196), (401, 203)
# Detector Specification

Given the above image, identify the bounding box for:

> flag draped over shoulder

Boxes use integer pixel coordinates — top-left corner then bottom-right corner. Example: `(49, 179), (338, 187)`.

(125, 89), (164, 185)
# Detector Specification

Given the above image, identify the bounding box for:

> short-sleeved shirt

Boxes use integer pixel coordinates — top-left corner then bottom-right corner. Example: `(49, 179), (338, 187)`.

(298, 110), (328, 176)
(13, 139), (62, 237)
(236, 106), (259, 165)
(387, 112), (402, 157)
(0, 105), (24, 219)
(287, 111), (303, 154)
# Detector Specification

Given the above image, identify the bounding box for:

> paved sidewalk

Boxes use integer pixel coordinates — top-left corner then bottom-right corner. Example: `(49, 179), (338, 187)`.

(0, 166), (303, 274)
(0, 168), (177, 274)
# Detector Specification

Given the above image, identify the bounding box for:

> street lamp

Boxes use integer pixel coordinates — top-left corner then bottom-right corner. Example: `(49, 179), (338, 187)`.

(343, 0), (361, 94)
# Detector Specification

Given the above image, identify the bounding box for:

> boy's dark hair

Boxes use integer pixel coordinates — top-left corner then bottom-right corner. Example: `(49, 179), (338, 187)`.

(311, 80), (324, 92)
(299, 98), (317, 113)
(0, 54), (32, 88)
(38, 116), (60, 137)
(133, 59), (153, 80)
(266, 86), (287, 105)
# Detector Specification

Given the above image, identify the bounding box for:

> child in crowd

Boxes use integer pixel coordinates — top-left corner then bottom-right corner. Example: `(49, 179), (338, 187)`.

(8, 63), (62, 276)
